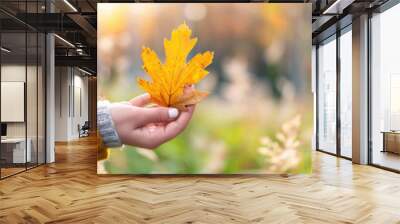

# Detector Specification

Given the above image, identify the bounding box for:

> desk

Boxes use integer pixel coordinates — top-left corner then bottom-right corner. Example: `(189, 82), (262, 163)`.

(382, 131), (400, 155)
(1, 138), (31, 163)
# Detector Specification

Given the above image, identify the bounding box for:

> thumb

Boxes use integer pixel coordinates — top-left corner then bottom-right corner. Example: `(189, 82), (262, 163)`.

(137, 107), (179, 126)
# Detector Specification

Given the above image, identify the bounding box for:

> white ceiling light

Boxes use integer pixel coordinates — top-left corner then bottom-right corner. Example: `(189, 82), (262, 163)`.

(54, 34), (75, 48)
(78, 67), (93, 76)
(63, 0), (78, 12)
(1, 47), (11, 53)
(323, 0), (355, 15)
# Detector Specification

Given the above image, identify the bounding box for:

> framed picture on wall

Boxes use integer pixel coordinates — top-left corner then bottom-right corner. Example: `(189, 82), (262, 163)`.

(1, 81), (25, 122)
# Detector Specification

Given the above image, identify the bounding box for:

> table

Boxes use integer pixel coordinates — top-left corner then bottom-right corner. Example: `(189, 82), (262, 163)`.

(1, 138), (31, 163)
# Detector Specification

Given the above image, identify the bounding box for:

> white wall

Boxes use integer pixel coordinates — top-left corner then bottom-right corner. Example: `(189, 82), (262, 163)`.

(54, 67), (89, 141)
(55, 66), (69, 141)
(72, 73), (89, 138)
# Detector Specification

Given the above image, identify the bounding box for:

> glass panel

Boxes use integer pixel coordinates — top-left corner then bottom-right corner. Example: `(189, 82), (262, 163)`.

(38, 32), (45, 165)
(27, 30), (38, 169)
(340, 28), (352, 158)
(1, 30), (27, 177)
(371, 4), (400, 171)
(318, 36), (337, 154)
(0, 1), (46, 178)
(26, 0), (38, 169)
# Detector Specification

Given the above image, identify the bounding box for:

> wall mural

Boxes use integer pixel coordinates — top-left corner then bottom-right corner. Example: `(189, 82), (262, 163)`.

(97, 3), (312, 174)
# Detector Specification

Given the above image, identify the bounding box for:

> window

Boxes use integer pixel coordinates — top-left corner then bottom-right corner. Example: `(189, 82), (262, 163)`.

(339, 27), (352, 158)
(317, 36), (337, 154)
(371, 3), (400, 171)
(0, 1), (46, 179)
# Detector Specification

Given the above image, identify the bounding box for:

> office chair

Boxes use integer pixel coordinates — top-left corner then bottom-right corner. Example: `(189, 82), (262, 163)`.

(79, 121), (90, 138)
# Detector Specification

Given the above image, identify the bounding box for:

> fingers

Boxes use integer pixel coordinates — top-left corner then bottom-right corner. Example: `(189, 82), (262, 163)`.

(163, 105), (195, 140)
(136, 107), (179, 127)
(129, 93), (151, 107)
(129, 105), (195, 149)
(126, 126), (165, 149)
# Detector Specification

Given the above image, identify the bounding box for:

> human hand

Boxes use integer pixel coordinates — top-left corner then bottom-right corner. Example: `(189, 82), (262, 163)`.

(109, 94), (195, 149)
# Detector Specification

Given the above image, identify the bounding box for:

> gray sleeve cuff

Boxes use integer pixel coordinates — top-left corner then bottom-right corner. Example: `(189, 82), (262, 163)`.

(97, 101), (122, 148)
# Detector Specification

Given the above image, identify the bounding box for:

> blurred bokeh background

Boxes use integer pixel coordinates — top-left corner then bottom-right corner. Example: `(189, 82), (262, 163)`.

(97, 3), (312, 174)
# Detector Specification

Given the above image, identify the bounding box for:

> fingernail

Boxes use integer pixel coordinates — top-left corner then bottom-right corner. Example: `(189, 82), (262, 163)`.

(168, 108), (179, 118)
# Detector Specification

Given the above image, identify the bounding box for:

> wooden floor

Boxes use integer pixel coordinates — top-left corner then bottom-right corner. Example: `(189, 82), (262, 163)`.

(1, 163), (44, 178)
(1, 136), (400, 223)
(1, 167), (26, 178)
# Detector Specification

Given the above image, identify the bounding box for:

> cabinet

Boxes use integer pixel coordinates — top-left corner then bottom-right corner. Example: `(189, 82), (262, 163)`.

(382, 132), (400, 154)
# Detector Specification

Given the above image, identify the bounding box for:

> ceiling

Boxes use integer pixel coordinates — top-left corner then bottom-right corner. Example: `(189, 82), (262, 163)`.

(0, 0), (392, 74)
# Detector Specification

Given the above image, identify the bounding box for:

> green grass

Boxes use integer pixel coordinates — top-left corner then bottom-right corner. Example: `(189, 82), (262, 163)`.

(102, 98), (313, 174)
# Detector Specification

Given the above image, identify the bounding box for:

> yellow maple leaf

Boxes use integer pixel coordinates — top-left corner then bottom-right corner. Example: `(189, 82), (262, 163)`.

(137, 23), (214, 110)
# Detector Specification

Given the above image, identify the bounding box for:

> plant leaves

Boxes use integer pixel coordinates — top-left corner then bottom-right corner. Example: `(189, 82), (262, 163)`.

(137, 23), (214, 109)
